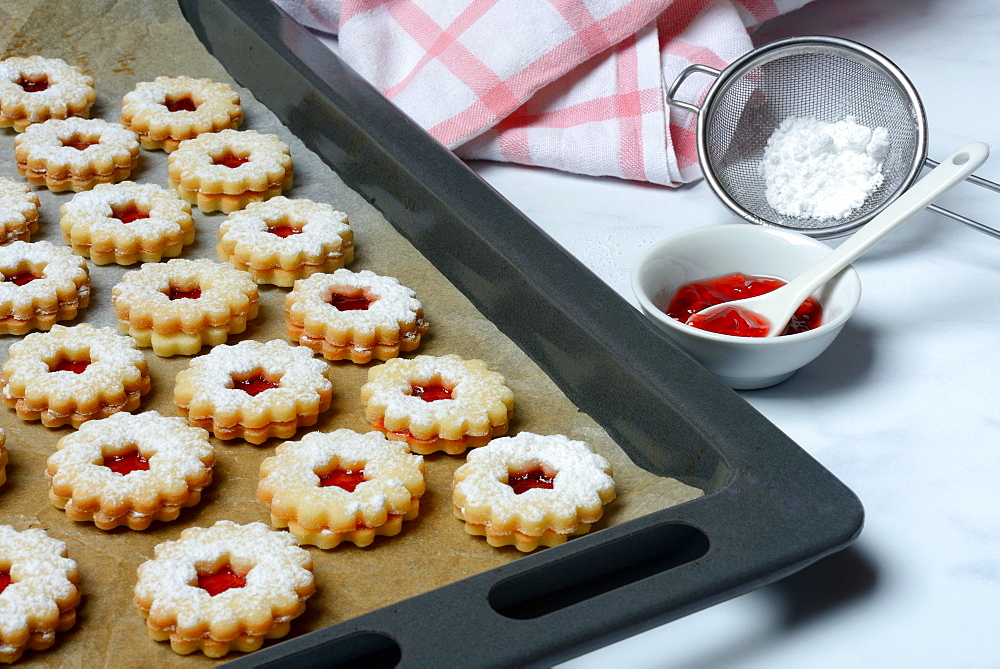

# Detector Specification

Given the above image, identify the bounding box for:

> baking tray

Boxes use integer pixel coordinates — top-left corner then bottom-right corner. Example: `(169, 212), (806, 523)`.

(177, 1), (865, 666)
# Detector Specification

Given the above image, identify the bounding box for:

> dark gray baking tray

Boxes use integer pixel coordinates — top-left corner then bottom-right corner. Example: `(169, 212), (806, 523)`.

(178, 1), (864, 666)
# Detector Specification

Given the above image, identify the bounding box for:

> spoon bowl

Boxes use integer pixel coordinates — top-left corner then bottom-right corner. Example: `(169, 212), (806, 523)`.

(686, 142), (990, 337)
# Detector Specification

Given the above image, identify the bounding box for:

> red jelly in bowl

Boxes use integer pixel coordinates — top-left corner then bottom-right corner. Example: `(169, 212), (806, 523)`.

(665, 272), (822, 337)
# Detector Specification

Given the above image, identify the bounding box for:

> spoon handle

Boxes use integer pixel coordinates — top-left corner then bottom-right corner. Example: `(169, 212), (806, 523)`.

(780, 142), (990, 312)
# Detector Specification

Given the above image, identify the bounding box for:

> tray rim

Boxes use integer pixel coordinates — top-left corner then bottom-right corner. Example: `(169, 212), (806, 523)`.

(176, 1), (865, 665)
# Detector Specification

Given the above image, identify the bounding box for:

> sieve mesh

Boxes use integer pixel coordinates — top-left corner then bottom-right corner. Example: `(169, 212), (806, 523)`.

(698, 39), (926, 238)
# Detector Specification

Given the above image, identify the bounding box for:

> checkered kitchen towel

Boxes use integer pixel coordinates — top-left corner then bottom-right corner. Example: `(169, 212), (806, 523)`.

(272, 0), (813, 186)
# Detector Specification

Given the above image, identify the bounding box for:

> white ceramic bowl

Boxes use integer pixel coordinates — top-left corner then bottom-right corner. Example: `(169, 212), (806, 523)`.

(632, 224), (862, 389)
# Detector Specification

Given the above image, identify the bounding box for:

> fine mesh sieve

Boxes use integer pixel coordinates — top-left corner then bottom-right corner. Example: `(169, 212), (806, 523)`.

(667, 35), (999, 239)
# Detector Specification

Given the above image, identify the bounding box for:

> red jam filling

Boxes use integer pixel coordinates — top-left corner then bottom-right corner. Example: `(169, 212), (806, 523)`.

(2, 271), (39, 286)
(507, 468), (556, 495)
(62, 135), (97, 151)
(17, 75), (48, 92)
(410, 383), (452, 402)
(164, 96), (198, 112)
(197, 566), (246, 596)
(0, 571), (10, 595)
(213, 153), (249, 169)
(318, 467), (366, 492)
(111, 203), (151, 224)
(232, 373), (279, 396)
(166, 285), (201, 300)
(49, 357), (90, 374)
(328, 292), (371, 311)
(266, 225), (303, 238)
(665, 272), (822, 337)
(103, 449), (150, 476)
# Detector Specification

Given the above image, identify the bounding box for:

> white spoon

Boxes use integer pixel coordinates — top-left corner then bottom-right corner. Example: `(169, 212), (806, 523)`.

(687, 142), (990, 337)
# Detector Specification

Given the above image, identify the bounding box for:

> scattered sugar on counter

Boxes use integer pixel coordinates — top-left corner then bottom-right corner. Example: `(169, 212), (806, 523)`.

(761, 115), (890, 220)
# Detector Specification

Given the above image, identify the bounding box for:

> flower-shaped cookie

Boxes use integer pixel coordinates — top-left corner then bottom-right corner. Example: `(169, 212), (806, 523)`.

(0, 526), (81, 663)
(360, 354), (514, 455)
(217, 196), (354, 286)
(133, 520), (315, 658)
(452, 432), (616, 552)
(111, 258), (260, 356)
(120, 75), (242, 152)
(59, 181), (196, 265)
(285, 268), (428, 363)
(0, 240), (90, 335)
(46, 411), (215, 530)
(14, 117), (140, 192)
(258, 429), (426, 548)
(0, 176), (40, 244)
(0, 55), (95, 131)
(168, 128), (292, 213)
(174, 338), (333, 444)
(0, 323), (149, 428)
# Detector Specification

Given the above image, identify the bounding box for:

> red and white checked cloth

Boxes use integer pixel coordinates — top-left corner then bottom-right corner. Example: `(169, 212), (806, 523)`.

(273, 0), (813, 186)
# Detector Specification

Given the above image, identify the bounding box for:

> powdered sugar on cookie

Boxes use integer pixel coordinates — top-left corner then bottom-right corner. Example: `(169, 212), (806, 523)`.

(0, 525), (81, 663)
(453, 432), (616, 551)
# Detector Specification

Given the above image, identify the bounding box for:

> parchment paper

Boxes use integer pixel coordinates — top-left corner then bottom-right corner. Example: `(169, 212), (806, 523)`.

(0, 1), (702, 665)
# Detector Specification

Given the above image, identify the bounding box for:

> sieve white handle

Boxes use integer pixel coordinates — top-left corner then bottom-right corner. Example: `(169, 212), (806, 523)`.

(666, 64), (722, 115)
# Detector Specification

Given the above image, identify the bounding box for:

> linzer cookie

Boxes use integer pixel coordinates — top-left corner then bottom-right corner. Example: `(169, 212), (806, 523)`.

(258, 429), (425, 548)
(0, 323), (150, 428)
(0, 177), (40, 244)
(14, 117), (140, 192)
(360, 354), (514, 455)
(59, 181), (196, 265)
(0, 241), (90, 335)
(452, 432), (616, 552)
(120, 75), (242, 152)
(45, 411), (214, 530)
(0, 526), (81, 663)
(0, 55), (95, 131)
(174, 338), (333, 444)
(285, 268), (427, 363)
(217, 196), (354, 286)
(0, 428), (6, 487)
(167, 128), (292, 213)
(111, 258), (259, 356)
(133, 520), (315, 658)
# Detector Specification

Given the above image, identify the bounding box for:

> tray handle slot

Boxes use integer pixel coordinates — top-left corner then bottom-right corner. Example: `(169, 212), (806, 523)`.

(263, 630), (402, 669)
(488, 522), (708, 619)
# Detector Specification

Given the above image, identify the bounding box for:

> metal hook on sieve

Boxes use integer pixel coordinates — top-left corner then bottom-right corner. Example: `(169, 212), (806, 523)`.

(666, 37), (1000, 240)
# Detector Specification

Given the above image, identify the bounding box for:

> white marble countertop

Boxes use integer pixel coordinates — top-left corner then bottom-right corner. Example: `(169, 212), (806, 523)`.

(310, 0), (1000, 665)
(465, 0), (1000, 666)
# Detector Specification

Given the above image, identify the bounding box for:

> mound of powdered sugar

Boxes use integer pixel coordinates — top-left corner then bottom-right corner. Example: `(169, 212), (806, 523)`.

(760, 115), (890, 220)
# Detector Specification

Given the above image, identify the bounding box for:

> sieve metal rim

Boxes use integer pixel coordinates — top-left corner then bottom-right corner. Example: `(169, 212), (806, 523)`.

(685, 35), (929, 239)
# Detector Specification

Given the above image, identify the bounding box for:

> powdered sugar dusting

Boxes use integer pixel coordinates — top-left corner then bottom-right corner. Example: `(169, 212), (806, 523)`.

(60, 181), (193, 245)
(0, 526), (78, 639)
(2, 323), (146, 401)
(168, 128), (291, 187)
(219, 197), (350, 259)
(15, 117), (139, 170)
(453, 432), (615, 527)
(0, 55), (94, 122)
(176, 339), (331, 416)
(134, 521), (313, 630)
(259, 429), (424, 523)
(47, 410), (213, 510)
(761, 115), (889, 220)
(0, 177), (38, 229)
(0, 241), (89, 312)
(362, 354), (513, 429)
(288, 268), (423, 334)
(112, 258), (257, 323)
